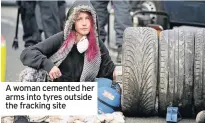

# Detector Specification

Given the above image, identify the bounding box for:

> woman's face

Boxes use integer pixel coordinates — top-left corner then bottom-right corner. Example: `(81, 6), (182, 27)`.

(75, 12), (91, 37)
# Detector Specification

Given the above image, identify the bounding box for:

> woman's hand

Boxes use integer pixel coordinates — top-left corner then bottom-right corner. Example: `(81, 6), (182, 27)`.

(49, 66), (62, 80)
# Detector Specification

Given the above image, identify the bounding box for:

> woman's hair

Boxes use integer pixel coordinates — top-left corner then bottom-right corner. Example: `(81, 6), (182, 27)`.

(61, 11), (98, 62)
(86, 13), (98, 61)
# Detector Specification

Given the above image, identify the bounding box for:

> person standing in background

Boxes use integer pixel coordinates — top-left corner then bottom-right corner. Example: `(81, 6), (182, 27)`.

(91, 0), (132, 63)
(17, 1), (66, 48)
(58, 1), (66, 31)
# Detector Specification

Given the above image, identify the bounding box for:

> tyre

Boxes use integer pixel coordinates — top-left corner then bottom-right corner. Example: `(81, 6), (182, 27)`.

(159, 29), (195, 117)
(121, 27), (158, 116)
(194, 28), (205, 115)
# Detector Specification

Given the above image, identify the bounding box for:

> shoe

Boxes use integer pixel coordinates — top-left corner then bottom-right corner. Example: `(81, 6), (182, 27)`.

(13, 116), (29, 123)
(116, 45), (122, 63)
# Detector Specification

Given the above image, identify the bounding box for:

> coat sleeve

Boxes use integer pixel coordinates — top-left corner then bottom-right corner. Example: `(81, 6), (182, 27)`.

(20, 31), (64, 73)
(97, 40), (115, 80)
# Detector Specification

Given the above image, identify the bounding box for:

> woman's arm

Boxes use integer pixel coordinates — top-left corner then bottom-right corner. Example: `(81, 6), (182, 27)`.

(20, 31), (64, 73)
(97, 40), (115, 80)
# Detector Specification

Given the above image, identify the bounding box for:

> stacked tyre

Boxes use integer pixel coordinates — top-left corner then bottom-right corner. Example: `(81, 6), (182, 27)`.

(158, 29), (195, 117)
(121, 27), (205, 117)
(194, 29), (205, 115)
(121, 27), (158, 116)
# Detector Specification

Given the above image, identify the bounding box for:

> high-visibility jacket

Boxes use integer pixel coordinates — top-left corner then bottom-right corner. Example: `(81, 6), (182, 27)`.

(1, 35), (6, 82)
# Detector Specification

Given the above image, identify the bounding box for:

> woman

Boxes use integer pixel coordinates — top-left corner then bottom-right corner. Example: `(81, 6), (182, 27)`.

(20, 1), (115, 82)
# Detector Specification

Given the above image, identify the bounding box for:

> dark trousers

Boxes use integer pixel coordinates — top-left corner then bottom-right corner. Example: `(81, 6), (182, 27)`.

(20, 1), (65, 47)
(91, 1), (132, 46)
